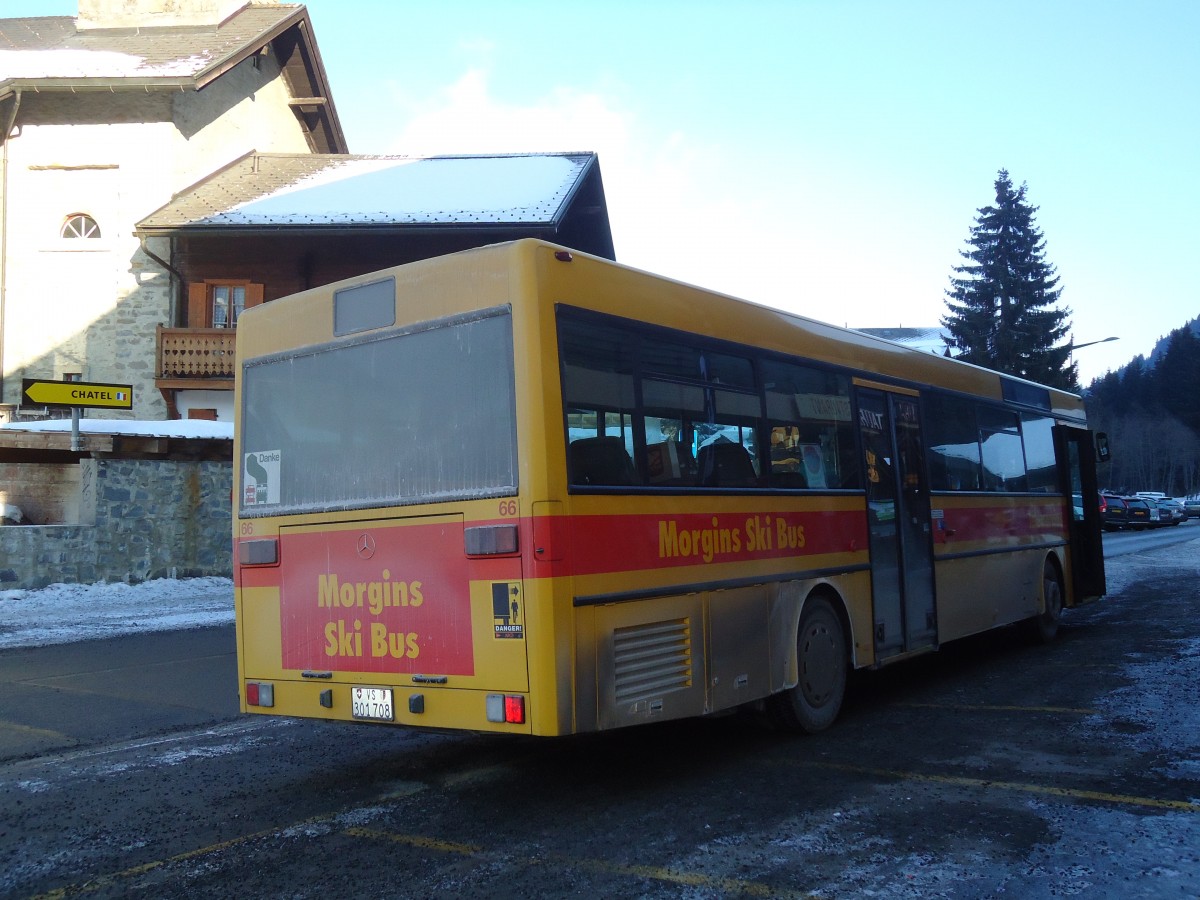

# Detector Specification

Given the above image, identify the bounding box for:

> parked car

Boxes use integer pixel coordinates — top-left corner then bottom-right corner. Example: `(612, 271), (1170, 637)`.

(1122, 496), (1154, 529)
(1182, 498), (1200, 519)
(1100, 493), (1129, 531)
(1154, 498), (1186, 526)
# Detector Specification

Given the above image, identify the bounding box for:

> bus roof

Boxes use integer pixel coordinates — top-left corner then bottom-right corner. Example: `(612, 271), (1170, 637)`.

(241, 238), (1087, 423)
(520, 240), (1086, 422)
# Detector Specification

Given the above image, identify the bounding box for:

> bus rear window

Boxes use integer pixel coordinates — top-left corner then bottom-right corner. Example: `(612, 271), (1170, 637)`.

(240, 308), (516, 515)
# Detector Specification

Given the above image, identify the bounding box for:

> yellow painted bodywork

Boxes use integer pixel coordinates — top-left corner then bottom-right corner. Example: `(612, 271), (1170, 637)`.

(234, 240), (1089, 737)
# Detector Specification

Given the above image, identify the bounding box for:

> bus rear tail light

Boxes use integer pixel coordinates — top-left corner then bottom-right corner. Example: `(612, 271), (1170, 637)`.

(486, 694), (525, 724)
(246, 681), (274, 707)
(239, 538), (278, 566)
(465, 524), (518, 556)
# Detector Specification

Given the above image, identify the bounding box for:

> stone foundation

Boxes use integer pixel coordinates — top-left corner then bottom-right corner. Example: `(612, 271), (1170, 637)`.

(0, 458), (231, 589)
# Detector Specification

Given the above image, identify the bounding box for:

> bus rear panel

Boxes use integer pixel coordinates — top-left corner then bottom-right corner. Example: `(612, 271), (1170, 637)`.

(236, 287), (541, 734)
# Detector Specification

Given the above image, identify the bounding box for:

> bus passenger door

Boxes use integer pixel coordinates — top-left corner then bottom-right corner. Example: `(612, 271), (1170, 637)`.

(1055, 425), (1106, 600)
(858, 388), (937, 660)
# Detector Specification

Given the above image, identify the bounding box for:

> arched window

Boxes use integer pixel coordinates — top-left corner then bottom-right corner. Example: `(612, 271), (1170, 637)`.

(61, 213), (101, 239)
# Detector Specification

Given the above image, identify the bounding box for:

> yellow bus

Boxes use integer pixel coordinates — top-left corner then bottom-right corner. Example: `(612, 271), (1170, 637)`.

(234, 239), (1106, 736)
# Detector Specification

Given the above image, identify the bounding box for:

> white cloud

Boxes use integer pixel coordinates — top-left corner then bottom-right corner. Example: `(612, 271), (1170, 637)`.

(383, 68), (628, 158)
(377, 68), (957, 336)
(381, 68), (743, 283)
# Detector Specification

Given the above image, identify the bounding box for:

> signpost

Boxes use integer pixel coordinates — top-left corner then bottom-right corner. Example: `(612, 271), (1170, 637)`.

(21, 378), (133, 411)
(20, 378), (134, 451)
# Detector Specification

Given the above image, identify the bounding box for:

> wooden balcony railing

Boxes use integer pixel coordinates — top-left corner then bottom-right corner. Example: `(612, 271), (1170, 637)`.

(156, 326), (236, 383)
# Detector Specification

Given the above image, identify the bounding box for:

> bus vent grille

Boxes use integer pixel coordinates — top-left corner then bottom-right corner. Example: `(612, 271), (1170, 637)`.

(612, 618), (692, 703)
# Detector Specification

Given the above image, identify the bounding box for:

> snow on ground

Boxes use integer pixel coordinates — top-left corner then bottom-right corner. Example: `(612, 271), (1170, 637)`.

(0, 577), (233, 650)
(0, 418), (231, 439)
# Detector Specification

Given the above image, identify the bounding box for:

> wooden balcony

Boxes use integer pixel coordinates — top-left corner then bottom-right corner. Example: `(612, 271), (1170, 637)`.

(155, 326), (235, 391)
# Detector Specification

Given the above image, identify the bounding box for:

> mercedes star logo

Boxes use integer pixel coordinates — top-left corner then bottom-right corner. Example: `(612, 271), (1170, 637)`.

(356, 533), (376, 559)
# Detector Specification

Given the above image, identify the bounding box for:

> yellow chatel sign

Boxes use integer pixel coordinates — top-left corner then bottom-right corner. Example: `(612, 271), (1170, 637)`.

(21, 378), (134, 410)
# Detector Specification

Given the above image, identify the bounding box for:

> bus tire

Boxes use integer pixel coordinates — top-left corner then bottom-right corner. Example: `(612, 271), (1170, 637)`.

(767, 595), (847, 734)
(1022, 560), (1063, 645)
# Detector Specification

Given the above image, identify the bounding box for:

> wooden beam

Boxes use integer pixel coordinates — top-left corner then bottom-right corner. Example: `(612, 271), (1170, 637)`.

(0, 431), (114, 453)
(113, 436), (168, 455)
(153, 379), (234, 391)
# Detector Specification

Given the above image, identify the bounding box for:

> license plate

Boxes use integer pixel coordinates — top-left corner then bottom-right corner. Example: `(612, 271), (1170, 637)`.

(351, 686), (394, 722)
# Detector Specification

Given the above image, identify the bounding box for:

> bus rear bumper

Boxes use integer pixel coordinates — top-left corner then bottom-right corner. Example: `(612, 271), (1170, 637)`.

(241, 679), (534, 735)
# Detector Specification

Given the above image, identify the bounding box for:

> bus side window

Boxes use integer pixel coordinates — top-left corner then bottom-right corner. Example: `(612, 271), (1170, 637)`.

(708, 388), (763, 485)
(978, 407), (1027, 492)
(559, 316), (638, 481)
(642, 380), (706, 486)
(770, 425), (808, 488)
(642, 413), (698, 485)
(1021, 414), (1058, 492)
(697, 441), (758, 487)
(925, 393), (982, 491)
(762, 360), (856, 490)
(569, 436), (641, 486)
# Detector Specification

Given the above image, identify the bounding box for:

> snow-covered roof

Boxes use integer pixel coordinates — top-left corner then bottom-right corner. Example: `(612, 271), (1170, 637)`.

(0, 418), (231, 440)
(138, 152), (605, 230)
(0, 5), (348, 154)
(0, 6), (303, 87)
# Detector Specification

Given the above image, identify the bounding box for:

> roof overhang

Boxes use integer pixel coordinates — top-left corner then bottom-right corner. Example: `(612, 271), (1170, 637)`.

(0, 6), (347, 153)
(135, 152), (616, 259)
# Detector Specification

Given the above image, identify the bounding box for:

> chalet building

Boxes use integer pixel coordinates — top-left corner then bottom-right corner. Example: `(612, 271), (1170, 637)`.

(0, 1), (614, 587)
(0, 1), (614, 426)
(136, 150), (614, 420)
(0, 0), (347, 422)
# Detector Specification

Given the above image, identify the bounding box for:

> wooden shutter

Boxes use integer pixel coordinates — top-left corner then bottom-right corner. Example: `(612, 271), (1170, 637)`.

(187, 283), (210, 328)
(245, 282), (265, 311)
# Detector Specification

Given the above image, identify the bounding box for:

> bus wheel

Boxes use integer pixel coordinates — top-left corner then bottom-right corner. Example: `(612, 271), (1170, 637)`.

(1023, 561), (1063, 644)
(768, 596), (847, 734)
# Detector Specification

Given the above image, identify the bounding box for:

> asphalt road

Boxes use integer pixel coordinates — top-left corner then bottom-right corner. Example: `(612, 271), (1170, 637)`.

(0, 627), (237, 764)
(2, 525), (1198, 898)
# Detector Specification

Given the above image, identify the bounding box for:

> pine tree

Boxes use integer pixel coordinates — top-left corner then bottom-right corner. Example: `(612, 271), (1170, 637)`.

(1156, 326), (1200, 434)
(1121, 356), (1153, 411)
(942, 170), (1075, 389)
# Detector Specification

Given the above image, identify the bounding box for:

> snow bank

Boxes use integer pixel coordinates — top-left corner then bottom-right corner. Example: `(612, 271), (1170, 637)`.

(0, 577), (233, 649)
(0, 419), (231, 440)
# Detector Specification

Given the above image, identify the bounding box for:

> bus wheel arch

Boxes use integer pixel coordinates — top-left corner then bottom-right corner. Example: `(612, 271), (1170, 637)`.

(767, 588), (850, 734)
(1022, 555), (1064, 645)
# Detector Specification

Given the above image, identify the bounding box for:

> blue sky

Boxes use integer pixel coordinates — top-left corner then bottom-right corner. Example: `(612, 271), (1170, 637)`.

(10, 1), (1198, 383)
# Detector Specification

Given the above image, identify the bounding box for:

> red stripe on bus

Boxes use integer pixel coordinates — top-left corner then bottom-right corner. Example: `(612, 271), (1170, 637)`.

(555, 508), (870, 577)
(236, 498), (1070, 590)
(935, 500), (1069, 545)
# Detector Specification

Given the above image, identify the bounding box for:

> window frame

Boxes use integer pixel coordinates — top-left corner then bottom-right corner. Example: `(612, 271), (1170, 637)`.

(187, 280), (264, 329)
(558, 308), (1073, 500)
(60, 213), (101, 240)
(240, 306), (518, 517)
(925, 389), (1067, 495)
(558, 306), (858, 495)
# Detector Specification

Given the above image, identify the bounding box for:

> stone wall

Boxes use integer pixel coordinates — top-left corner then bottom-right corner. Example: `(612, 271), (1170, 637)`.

(0, 461), (81, 525)
(0, 458), (231, 589)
